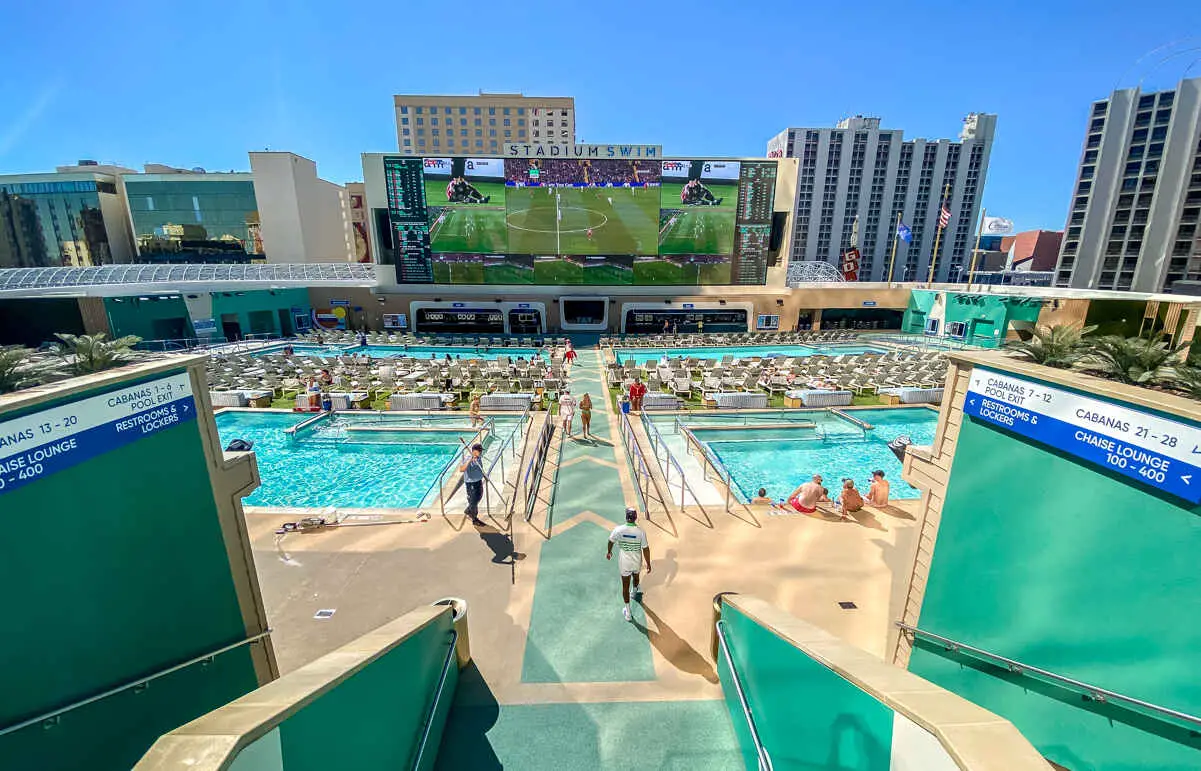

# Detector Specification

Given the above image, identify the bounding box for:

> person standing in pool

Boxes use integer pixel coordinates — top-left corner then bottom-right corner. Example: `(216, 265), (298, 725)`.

(579, 392), (593, 438)
(468, 395), (484, 427)
(558, 388), (577, 437)
(607, 507), (651, 622)
(459, 442), (486, 526)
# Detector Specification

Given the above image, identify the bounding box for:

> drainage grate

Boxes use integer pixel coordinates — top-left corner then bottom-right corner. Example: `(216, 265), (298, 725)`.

(838, 601), (858, 609)
(313, 609), (337, 619)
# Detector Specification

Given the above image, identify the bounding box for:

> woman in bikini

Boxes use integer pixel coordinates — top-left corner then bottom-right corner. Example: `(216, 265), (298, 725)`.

(579, 392), (593, 439)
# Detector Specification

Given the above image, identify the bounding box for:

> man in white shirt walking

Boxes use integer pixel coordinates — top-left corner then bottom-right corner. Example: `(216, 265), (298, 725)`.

(607, 507), (651, 622)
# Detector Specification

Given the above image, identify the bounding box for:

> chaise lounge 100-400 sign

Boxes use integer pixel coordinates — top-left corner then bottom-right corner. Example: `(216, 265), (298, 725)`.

(963, 368), (1201, 503)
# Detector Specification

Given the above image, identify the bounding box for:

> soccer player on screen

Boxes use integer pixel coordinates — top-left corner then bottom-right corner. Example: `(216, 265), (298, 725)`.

(586, 228), (594, 241)
(681, 178), (722, 206)
(446, 176), (490, 204)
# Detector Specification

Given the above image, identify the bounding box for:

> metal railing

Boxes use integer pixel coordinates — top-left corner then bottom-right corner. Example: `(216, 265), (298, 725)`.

(481, 406), (534, 519)
(409, 628), (459, 771)
(619, 412), (672, 516)
(523, 418), (556, 522)
(668, 416), (747, 509)
(640, 415), (712, 514)
(0, 630), (272, 739)
(896, 622), (1201, 731)
(715, 620), (773, 771)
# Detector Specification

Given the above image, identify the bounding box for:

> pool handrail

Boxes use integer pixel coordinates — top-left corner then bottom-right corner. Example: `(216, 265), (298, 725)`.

(409, 627), (460, 771)
(481, 404), (534, 519)
(829, 408), (873, 431)
(673, 417), (748, 506)
(640, 414), (713, 515)
(715, 619), (774, 771)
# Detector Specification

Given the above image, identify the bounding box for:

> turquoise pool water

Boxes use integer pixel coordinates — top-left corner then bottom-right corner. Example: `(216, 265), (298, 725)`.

(215, 411), (506, 508)
(680, 408), (938, 502)
(254, 344), (540, 360)
(615, 344), (887, 366)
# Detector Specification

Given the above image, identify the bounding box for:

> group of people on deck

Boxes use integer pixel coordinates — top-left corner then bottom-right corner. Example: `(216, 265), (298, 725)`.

(756, 470), (890, 521)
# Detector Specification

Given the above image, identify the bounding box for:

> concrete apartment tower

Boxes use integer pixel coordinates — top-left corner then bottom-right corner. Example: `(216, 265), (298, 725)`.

(767, 113), (996, 282)
(394, 91), (576, 155)
(1054, 77), (1201, 292)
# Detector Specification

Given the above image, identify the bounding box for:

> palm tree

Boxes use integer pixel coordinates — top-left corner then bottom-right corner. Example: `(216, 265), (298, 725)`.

(1006, 324), (1096, 369)
(1077, 335), (1184, 385)
(0, 346), (41, 394)
(48, 333), (143, 376)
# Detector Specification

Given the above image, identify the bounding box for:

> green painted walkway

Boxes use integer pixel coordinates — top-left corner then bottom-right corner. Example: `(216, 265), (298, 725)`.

(438, 695), (744, 770)
(523, 349), (655, 683)
(438, 345), (743, 769)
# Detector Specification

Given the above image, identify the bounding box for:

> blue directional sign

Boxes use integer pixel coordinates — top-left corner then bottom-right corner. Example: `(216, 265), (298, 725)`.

(0, 373), (197, 497)
(964, 368), (1201, 503)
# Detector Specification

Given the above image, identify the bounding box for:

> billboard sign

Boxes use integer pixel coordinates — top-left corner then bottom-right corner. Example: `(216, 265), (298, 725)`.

(503, 143), (662, 158)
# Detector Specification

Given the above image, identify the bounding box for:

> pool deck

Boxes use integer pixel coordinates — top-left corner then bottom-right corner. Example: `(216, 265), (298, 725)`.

(237, 343), (926, 765)
(246, 344), (922, 670)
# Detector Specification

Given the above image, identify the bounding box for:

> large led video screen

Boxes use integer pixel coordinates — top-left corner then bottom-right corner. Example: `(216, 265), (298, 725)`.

(386, 155), (776, 285)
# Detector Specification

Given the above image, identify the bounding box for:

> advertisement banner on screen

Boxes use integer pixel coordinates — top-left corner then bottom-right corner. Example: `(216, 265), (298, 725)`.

(463, 159), (505, 178)
(661, 160), (742, 181)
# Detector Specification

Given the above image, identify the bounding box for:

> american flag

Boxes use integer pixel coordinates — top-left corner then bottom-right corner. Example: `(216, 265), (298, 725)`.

(939, 203), (951, 229)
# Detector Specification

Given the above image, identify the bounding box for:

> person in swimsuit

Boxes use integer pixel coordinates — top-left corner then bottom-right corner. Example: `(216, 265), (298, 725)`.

(776, 474), (824, 513)
(579, 392), (593, 439)
(866, 469), (890, 507)
(468, 395), (483, 427)
(837, 478), (865, 520)
(559, 388), (577, 438)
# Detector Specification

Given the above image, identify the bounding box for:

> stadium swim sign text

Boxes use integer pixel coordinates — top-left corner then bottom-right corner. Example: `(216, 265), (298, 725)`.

(503, 143), (662, 158)
(0, 372), (197, 497)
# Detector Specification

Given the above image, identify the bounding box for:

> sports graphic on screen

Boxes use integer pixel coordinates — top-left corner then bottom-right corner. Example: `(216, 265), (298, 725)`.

(424, 158), (508, 253)
(657, 160), (739, 255)
(382, 156), (775, 285)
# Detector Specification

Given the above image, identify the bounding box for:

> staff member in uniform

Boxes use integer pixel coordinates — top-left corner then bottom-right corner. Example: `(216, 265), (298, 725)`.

(459, 442), (486, 526)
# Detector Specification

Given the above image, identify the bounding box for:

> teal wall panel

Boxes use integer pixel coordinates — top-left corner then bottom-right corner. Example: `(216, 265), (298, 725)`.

(902, 291), (1042, 348)
(0, 370), (261, 770)
(720, 603), (893, 770)
(909, 375), (1201, 770)
(278, 612), (455, 771)
(103, 295), (195, 341)
(211, 289), (310, 338)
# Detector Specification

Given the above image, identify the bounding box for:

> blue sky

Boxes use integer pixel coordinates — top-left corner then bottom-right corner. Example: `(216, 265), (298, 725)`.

(2, 0), (1199, 232)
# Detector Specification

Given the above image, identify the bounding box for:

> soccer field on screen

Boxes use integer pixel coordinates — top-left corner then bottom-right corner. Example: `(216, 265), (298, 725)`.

(506, 186), (659, 255)
(426, 180), (508, 253)
(658, 181), (738, 255)
(633, 258), (732, 285)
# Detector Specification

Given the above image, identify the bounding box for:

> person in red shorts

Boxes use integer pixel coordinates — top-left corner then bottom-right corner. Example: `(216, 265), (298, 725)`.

(628, 378), (647, 412)
(775, 474), (825, 513)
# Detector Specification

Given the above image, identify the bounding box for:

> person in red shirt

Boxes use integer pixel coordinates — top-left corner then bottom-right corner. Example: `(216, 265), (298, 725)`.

(628, 378), (647, 412)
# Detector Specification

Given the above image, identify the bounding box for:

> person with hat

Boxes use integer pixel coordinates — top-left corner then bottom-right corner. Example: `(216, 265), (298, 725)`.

(606, 507), (651, 622)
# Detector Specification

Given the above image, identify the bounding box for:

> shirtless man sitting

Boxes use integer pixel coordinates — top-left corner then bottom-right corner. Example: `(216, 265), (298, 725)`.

(776, 474), (826, 513)
(866, 469), (890, 507)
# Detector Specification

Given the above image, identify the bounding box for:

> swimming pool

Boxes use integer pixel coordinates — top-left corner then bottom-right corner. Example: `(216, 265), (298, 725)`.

(649, 407), (937, 502)
(215, 411), (514, 509)
(253, 344), (540, 361)
(614, 344), (887, 366)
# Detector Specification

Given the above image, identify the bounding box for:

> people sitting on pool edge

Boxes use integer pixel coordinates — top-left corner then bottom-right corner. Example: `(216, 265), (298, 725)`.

(836, 478), (864, 521)
(775, 474), (828, 513)
(866, 469), (890, 507)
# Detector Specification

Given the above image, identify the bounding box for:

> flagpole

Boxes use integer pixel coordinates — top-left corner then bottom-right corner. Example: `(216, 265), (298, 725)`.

(966, 206), (987, 290)
(887, 211), (902, 283)
(926, 183), (952, 286)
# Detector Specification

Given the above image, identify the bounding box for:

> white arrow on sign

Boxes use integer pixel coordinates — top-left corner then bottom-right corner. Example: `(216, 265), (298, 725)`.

(1183, 475), (1192, 485)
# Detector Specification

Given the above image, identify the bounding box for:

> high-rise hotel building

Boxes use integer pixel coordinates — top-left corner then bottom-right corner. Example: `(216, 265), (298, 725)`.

(394, 92), (576, 156)
(1054, 78), (1201, 292)
(767, 114), (996, 282)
